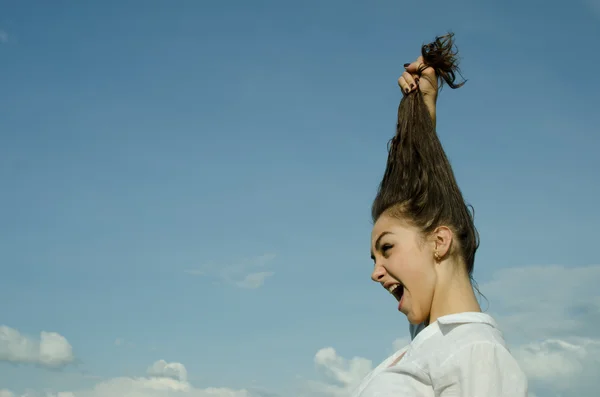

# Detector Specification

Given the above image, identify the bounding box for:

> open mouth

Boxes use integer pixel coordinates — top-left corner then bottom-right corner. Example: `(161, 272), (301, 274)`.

(387, 283), (404, 302)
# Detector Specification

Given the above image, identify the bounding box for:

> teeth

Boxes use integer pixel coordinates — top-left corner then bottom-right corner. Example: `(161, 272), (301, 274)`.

(387, 283), (404, 302)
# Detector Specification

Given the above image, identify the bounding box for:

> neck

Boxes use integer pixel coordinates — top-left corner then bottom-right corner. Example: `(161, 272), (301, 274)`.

(429, 263), (481, 324)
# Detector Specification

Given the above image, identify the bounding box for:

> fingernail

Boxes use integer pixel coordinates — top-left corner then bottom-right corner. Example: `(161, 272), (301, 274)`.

(405, 88), (410, 94)
(415, 77), (420, 84)
(404, 63), (410, 68)
(410, 83), (415, 89)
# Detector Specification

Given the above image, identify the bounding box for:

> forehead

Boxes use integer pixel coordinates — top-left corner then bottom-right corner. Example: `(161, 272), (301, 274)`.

(371, 214), (419, 243)
(371, 215), (402, 241)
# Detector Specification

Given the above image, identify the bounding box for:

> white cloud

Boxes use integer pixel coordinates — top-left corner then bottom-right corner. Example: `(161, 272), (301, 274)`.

(0, 326), (74, 368)
(479, 264), (600, 341)
(186, 253), (277, 289)
(514, 336), (600, 396)
(315, 347), (372, 388)
(304, 347), (373, 397)
(515, 337), (598, 380)
(1, 361), (256, 397)
(1, 380), (254, 397)
(305, 337), (412, 397)
(146, 360), (188, 382)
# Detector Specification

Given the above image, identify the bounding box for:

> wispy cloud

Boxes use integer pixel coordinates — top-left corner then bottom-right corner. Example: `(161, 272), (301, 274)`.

(234, 271), (275, 289)
(185, 253), (277, 289)
(113, 338), (137, 350)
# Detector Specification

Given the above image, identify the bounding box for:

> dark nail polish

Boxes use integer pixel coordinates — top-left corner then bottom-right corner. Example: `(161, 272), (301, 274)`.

(405, 88), (410, 94)
(415, 78), (420, 84)
(410, 83), (415, 89)
(404, 63), (410, 68)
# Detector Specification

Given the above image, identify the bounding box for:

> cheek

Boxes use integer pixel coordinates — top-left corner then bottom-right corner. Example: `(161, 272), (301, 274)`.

(413, 270), (436, 296)
(387, 251), (435, 288)
(405, 257), (437, 301)
(384, 255), (408, 280)
(404, 267), (436, 324)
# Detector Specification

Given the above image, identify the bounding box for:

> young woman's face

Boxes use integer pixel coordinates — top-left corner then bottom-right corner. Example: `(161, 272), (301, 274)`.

(370, 214), (437, 325)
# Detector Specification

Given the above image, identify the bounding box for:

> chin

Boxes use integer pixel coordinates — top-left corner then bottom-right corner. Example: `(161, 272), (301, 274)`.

(406, 311), (427, 325)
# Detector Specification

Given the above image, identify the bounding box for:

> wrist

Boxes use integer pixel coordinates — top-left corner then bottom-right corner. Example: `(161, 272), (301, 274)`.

(425, 102), (436, 125)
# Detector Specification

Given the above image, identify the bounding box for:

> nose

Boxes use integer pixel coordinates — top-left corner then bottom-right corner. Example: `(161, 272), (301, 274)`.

(371, 263), (386, 283)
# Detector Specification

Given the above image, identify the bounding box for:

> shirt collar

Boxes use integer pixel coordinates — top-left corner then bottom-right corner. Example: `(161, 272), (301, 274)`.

(409, 312), (498, 349)
(437, 312), (498, 328)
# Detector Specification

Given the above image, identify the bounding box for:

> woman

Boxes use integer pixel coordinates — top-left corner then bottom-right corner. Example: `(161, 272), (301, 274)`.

(352, 34), (528, 396)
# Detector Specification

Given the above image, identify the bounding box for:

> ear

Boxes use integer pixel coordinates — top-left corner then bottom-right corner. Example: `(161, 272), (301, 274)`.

(432, 226), (453, 258)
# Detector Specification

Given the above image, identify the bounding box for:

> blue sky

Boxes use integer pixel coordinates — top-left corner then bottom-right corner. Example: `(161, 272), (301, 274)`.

(1, 1), (599, 396)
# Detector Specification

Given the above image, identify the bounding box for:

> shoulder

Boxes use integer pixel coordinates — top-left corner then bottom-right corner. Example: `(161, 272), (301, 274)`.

(434, 313), (523, 374)
(441, 339), (523, 374)
(428, 319), (528, 396)
(435, 340), (527, 395)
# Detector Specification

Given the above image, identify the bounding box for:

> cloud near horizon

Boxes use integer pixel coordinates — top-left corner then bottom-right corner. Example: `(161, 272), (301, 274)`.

(0, 359), (254, 397)
(2, 263), (599, 397)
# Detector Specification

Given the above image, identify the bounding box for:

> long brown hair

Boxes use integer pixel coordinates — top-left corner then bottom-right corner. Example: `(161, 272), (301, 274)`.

(371, 33), (479, 276)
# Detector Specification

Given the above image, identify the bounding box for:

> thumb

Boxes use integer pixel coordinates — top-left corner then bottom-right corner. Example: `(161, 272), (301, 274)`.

(404, 56), (434, 77)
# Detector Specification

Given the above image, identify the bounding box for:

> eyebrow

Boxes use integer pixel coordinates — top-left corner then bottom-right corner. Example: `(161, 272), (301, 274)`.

(370, 231), (392, 260)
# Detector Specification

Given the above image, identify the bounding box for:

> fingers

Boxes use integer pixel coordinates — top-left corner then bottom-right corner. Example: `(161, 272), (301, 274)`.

(400, 54), (438, 96)
(398, 71), (419, 95)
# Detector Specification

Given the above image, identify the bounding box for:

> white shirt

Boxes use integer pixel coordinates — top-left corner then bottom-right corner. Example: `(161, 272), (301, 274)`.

(351, 312), (528, 397)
